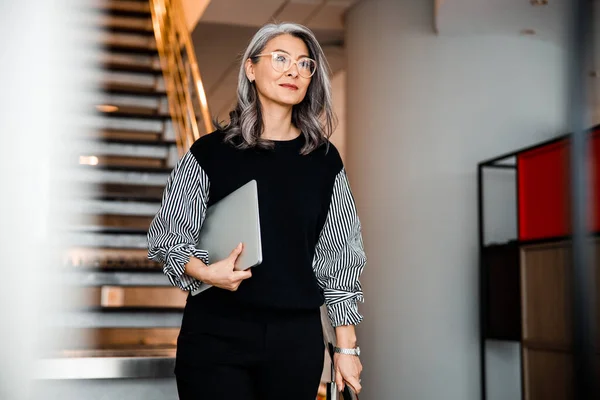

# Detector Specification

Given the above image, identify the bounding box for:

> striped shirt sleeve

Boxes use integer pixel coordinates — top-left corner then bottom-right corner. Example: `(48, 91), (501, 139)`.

(147, 151), (210, 292)
(313, 168), (367, 327)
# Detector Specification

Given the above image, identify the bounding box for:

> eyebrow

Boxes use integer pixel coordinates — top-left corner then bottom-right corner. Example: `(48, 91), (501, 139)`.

(272, 48), (311, 59)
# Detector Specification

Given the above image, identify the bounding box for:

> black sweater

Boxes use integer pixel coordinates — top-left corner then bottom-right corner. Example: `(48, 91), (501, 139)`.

(148, 130), (366, 327)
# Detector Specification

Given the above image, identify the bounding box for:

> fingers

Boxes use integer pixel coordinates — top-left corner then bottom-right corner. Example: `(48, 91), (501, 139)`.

(226, 270), (252, 292)
(228, 242), (244, 261)
(335, 361), (363, 394)
(232, 269), (252, 280)
(217, 243), (251, 291)
(345, 376), (362, 394)
(335, 370), (345, 392)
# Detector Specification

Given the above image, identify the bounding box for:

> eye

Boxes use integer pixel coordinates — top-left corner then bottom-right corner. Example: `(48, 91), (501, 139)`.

(299, 58), (316, 73)
(298, 59), (311, 69)
(273, 53), (288, 63)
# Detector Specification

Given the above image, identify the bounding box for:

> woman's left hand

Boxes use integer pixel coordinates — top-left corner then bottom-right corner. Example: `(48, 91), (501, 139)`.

(334, 353), (362, 394)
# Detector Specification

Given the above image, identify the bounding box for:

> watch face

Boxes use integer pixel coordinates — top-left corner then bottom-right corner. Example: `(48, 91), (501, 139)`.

(356, 347), (361, 356)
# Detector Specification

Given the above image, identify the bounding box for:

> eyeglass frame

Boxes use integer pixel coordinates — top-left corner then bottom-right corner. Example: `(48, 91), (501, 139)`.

(253, 51), (317, 78)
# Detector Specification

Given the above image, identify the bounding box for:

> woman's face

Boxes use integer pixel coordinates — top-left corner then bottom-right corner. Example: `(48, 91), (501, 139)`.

(246, 34), (313, 108)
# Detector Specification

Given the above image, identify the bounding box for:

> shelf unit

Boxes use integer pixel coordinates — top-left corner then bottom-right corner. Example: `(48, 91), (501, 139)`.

(478, 126), (600, 400)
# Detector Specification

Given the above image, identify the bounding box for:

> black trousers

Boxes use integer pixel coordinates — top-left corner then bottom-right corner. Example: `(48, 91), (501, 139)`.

(174, 299), (325, 400)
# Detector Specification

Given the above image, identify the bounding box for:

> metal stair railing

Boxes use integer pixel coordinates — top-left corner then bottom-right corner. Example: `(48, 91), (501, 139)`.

(149, 0), (213, 155)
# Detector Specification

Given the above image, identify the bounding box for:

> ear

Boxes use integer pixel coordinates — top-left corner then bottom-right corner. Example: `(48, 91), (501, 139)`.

(245, 58), (255, 82)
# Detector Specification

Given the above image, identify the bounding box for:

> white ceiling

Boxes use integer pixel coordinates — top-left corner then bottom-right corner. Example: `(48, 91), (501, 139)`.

(191, 0), (358, 124)
(201, 0), (359, 30)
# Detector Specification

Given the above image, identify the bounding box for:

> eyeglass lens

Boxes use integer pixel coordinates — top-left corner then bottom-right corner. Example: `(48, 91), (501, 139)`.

(272, 52), (316, 77)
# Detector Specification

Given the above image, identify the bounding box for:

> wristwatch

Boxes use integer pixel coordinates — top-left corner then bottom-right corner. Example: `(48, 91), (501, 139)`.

(334, 345), (361, 356)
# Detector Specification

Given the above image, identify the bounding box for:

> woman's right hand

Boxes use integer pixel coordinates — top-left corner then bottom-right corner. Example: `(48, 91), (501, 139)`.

(202, 243), (252, 291)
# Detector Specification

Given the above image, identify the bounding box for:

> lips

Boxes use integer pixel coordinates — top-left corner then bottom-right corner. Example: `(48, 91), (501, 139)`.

(279, 83), (298, 90)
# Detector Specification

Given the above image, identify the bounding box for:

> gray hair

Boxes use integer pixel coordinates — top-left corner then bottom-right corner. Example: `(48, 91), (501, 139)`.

(214, 22), (337, 155)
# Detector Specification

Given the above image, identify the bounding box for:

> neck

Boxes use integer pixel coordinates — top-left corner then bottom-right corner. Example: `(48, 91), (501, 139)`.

(258, 96), (299, 141)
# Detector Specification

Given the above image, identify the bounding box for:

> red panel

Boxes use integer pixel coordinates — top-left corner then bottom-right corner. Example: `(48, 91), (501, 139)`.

(517, 140), (570, 241)
(518, 128), (600, 241)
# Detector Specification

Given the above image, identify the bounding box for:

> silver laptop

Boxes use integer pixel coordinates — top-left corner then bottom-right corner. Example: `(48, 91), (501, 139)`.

(191, 180), (263, 296)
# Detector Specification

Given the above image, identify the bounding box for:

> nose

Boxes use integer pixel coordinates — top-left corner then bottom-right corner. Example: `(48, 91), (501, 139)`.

(286, 62), (299, 78)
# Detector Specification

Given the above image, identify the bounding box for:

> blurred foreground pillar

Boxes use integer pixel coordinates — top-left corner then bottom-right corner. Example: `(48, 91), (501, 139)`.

(0, 1), (89, 398)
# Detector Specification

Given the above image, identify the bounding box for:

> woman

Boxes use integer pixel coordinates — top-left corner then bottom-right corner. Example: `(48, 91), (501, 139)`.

(148, 22), (366, 400)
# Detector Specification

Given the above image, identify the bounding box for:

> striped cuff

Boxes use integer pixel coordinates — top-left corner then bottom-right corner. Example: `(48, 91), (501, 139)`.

(164, 244), (209, 291)
(324, 289), (364, 327)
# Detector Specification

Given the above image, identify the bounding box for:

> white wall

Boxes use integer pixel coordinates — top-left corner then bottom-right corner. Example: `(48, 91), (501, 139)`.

(344, 0), (568, 399)
(330, 70), (347, 163)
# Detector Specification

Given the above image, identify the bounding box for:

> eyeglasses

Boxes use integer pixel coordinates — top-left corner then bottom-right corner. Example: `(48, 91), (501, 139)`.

(255, 51), (317, 78)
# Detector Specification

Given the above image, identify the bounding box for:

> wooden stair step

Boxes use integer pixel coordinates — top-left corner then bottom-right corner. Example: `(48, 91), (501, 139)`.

(80, 163), (173, 173)
(83, 328), (179, 348)
(81, 154), (168, 169)
(55, 327), (179, 351)
(68, 265), (163, 273)
(64, 269), (169, 287)
(100, 18), (154, 36)
(78, 214), (154, 231)
(103, 60), (162, 75)
(103, 41), (157, 55)
(94, 129), (164, 142)
(95, 195), (163, 203)
(64, 246), (159, 269)
(68, 168), (170, 186)
(104, 24), (154, 36)
(102, 82), (166, 97)
(96, 182), (165, 202)
(77, 286), (187, 309)
(96, 195), (164, 203)
(72, 227), (149, 235)
(73, 286), (185, 309)
(96, 137), (176, 147)
(84, 306), (185, 313)
(56, 307), (184, 329)
(93, 0), (152, 18)
(73, 182), (165, 203)
(59, 346), (177, 358)
(96, 104), (170, 120)
(65, 228), (147, 248)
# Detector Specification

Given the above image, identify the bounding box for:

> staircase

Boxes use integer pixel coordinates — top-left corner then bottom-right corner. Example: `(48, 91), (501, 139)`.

(42, 0), (209, 379)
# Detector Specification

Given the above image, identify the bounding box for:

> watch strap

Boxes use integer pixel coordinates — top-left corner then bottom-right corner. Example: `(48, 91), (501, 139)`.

(334, 346), (360, 356)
